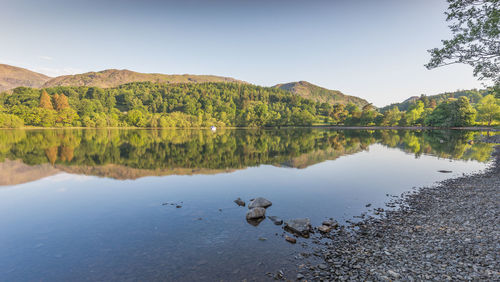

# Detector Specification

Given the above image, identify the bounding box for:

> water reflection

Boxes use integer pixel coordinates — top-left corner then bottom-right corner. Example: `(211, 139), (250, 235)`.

(0, 129), (495, 185)
(0, 129), (495, 281)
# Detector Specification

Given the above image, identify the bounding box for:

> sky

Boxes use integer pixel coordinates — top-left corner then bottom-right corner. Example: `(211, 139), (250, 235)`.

(0, 0), (485, 107)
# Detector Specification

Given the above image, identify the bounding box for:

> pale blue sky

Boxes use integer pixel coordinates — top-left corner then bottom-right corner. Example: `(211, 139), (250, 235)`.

(0, 0), (484, 106)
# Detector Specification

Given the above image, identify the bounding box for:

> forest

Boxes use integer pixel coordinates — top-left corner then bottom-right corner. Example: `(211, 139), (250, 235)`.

(0, 82), (498, 128)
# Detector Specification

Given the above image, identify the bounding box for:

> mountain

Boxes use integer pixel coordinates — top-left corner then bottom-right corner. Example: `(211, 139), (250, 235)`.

(381, 89), (489, 112)
(273, 81), (369, 107)
(0, 64), (51, 92)
(42, 69), (246, 88)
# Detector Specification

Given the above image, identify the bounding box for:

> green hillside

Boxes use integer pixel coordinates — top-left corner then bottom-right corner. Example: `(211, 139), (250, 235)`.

(381, 89), (490, 112)
(274, 81), (369, 108)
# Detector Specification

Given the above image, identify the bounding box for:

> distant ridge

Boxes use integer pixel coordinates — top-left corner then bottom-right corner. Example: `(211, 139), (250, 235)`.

(273, 81), (369, 107)
(42, 69), (247, 88)
(381, 89), (489, 112)
(0, 64), (371, 107)
(0, 64), (51, 92)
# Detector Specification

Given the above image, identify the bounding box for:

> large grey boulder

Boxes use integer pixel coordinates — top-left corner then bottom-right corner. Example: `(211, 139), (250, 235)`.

(246, 207), (266, 220)
(285, 218), (311, 237)
(248, 197), (272, 209)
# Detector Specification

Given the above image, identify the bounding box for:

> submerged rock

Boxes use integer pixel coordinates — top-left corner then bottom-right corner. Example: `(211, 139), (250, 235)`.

(285, 235), (297, 244)
(246, 207), (266, 220)
(248, 197), (272, 209)
(268, 216), (283, 225)
(234, 197), (245, 207)
(285, 218), (312, 237)
(246, 217), (265, 226)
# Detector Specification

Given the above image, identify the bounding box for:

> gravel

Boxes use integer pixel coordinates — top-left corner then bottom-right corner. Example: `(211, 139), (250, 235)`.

(296, 146), (500, 281)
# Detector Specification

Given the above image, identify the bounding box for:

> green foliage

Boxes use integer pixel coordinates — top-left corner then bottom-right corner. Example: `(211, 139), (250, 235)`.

(404, 101), (425, 126)
(0, 82), (496, 128)
(425, 97), (477, 127)
(426, 0), (500, 85)
(475, 94), (500, 125)
(0, 82), (343, 128)
(274, 81), (369, 108)
(381, 89), (488, 112)
(0, 113), (24, 128)
(380, 107), (402, 126)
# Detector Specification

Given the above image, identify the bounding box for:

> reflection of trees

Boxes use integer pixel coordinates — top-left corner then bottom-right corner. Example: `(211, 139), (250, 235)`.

(377, 130), (495, 162)
(0, 129), (495, 177)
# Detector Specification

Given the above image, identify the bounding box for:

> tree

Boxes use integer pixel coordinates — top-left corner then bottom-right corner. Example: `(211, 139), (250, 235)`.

(425, 97), (477, 126)
(54, 94), (70, 111)
(359, 104), (379, 126)
(405, 101), (425, 125)
(0, 113), (24, 128)
(476, 94), (500, 125)
(39, 90), (54, 110)
(56, 108), (79, 126)
(381, 106), (402, 126)
(426, 0), (500, 85)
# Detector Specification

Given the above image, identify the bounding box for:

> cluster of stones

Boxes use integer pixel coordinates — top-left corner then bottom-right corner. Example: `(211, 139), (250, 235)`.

(294, 145), (500, 281)
(245, 197), (272, 222)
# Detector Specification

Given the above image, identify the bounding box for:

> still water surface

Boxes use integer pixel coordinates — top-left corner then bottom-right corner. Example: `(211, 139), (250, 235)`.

(0, 129), (495, 281)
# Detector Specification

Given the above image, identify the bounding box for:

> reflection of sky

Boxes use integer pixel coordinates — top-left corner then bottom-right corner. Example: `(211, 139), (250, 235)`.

(0, 143), (490, 280)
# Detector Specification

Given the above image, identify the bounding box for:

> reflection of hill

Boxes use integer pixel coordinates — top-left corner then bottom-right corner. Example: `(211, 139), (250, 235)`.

(0, 129), (495, 185)
(56, 164), (236, 180)
(0, 159), (59, 186)
(280, 145), (365, 169)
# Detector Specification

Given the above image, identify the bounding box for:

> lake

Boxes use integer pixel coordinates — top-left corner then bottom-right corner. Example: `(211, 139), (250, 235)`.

(0, 128), (495, 281)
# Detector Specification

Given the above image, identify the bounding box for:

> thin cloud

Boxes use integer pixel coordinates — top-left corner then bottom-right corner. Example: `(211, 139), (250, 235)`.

(39, 56), (53, 61)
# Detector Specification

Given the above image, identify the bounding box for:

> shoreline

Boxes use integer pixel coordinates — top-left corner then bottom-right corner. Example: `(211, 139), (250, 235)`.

(295, 145), (500, 281)
(1, 126), (499, 131)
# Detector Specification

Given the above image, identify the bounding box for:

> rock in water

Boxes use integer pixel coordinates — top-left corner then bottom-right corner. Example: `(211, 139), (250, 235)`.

(285, 218), (312, 237)
(438, 170), (452, 173)
(246, 207), (266, 220)
(285, 236), (297, 244)
(248, 197), (272, 209)
(246, 217), (265, 226)
(322, 219), (339, 229)
(268, 216), (283, 225)
(234, 197), (245, 207)
(317, 225), (331, 233)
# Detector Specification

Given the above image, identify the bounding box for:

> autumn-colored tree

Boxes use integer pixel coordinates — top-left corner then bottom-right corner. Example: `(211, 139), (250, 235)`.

(45, 146), (58, 165)
(54, 94), (70, 111)
(52, 94), (59, 108)
(60, 146), (74, 162)
(39, 90), (54, 110)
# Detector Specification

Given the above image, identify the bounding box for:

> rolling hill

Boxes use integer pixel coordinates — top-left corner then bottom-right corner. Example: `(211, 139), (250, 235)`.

(0, 64), (371, 108)
(0, 64), (51, 92)
(274, 81), (369, 107)
(380, 89), (490, 112)
(42, 69), (246, 88)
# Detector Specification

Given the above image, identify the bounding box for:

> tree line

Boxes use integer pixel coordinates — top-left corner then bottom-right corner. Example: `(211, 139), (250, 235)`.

(0, 82), (498, 128)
